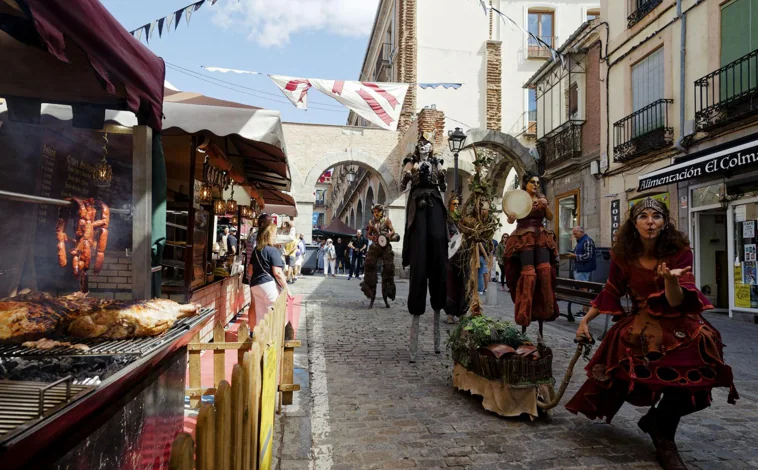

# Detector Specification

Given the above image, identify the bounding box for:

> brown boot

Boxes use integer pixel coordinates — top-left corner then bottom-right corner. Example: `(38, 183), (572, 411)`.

(513, 265), (536, 327)
(638, 409), (688, 470)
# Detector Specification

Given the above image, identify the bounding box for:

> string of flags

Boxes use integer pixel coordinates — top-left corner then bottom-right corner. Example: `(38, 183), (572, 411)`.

(128, 0), (217, 43)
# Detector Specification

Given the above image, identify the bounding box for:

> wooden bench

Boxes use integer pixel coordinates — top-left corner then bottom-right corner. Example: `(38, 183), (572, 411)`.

(555, 277), (604, 323)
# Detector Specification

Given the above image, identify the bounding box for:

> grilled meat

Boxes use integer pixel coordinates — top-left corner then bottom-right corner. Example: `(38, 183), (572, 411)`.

(67, 299), (200, 339)
(0, 292), (94, 343)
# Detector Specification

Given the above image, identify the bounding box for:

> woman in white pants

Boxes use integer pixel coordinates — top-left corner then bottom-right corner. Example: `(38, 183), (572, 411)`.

(247, 219), (292, 325)
(324, 239), (337, 277)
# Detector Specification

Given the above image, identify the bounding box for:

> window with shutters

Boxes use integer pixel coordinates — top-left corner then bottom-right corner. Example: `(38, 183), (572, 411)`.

(528, 10), (555, 59)
(631, 48), (664, 136)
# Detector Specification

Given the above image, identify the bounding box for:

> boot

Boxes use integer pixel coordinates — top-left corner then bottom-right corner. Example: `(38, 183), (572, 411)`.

(638, 408), (687, 470)
(433, 310), (441, 354)
(409, 315), (420, 363)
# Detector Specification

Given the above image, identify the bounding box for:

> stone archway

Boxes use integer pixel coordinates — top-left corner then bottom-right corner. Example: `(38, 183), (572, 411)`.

(377, 185), (386, 205)
(349, 209), (355, 229)
(365, 186), (375, 213)
(356, 200), (364, 231)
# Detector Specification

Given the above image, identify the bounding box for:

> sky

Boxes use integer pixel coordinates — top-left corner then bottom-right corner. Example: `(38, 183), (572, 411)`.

(101, 0), (380, 125)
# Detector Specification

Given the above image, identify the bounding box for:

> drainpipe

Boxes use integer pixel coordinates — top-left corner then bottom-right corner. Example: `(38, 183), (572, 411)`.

(675, 0), (688, 153)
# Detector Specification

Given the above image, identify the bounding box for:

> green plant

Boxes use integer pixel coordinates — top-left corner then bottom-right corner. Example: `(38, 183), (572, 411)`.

(446, 314), (531, 367)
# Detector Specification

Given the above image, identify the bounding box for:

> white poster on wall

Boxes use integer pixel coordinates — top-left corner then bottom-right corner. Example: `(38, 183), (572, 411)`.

(735, 205), (747, 222)
(744, 221), (756, 239)
(746, 244), (757, 262)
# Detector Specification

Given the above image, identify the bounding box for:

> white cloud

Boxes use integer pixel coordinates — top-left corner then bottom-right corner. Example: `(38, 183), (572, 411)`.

(211, 0), (380, 47)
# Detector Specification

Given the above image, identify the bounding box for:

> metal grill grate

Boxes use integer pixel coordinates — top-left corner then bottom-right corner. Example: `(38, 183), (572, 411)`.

(0, 307), (215, 358)
(0, 378), (95, 443)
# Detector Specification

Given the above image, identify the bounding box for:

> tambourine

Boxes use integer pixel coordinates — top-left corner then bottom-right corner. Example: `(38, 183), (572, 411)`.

(502, 189), (533, 219)
(378, 235), (388, 247)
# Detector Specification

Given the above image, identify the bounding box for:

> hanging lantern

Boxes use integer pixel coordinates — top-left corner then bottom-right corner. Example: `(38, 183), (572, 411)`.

(345, 165), (357, 183)
(230, 216), (239, 225)
(226, 184), (238, 214)
(240, 205), (252, 219)
(197, 182), (213, 205)
(93, 133), (113, 188)
(214, 198), (227, 216)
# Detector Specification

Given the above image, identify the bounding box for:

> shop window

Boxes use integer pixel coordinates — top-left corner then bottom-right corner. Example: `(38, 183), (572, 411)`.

(732, 202), (758, 309)
(691, 184), (724, 208)
(555, 190), (580, 255)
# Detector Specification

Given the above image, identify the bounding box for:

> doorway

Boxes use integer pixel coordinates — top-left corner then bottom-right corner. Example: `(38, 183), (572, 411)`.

(694, 210), (729, 310)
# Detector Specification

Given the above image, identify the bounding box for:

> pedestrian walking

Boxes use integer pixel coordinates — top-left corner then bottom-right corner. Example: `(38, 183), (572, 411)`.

(567, 197), (737, 470)
(496, 233), (509, 291)
(247, 219), (292, 326)
(568, 226), (595, 315)
(335, 237), (347, 274)
(324, 239), (337, 277)
(316, 238), (325, 273)
(347, 229), (367, 280)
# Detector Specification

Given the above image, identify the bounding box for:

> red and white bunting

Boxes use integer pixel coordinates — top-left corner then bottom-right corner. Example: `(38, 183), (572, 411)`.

(268, 75), (312, 110)
(310, 79), (409, 131)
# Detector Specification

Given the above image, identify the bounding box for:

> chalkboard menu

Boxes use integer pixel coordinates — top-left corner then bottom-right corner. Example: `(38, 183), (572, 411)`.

(29, 129), (133, 292)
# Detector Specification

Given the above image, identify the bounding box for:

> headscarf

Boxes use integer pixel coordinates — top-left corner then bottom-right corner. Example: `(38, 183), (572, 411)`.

(631, 197), (668, 220)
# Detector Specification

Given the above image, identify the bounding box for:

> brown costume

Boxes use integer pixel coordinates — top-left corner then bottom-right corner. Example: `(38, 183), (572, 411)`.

(360, 205), (397, 307)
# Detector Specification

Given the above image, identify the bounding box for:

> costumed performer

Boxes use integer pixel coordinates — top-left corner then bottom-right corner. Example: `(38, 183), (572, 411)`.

(401, 131), (448, 362)
(361, 203), (398, 308)
(566, 197), (738, 470)
(503, 172), (559, 337)
(443, 194), (467, 324)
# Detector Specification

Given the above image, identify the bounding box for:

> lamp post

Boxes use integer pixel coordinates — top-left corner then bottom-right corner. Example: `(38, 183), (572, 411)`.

(345, 165), (357, 184)
(447, 127), (466, 196)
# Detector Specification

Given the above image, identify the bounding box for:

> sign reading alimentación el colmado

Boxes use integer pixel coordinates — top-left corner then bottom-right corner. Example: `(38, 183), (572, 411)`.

(638, 139), (758, 191)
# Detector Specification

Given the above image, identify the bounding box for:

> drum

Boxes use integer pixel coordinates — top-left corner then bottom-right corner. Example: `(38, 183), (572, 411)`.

(378, 235), (388, 247)
(502, 189), (533, 219)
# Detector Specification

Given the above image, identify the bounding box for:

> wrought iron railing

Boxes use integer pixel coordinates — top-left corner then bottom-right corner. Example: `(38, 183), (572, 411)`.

(613, 99), (673, 162)
(314, 200), (326, 208)
(537, 121), (583, 167)
(695, 48), (758, 131)
(527, 36), (556, 59)
(374, 43), (393, 81)
(628, 0), (662, 27)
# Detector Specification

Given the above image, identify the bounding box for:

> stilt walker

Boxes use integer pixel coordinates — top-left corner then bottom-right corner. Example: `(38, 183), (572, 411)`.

(401, 131), (448, 362)
(361, 203), (398, 308)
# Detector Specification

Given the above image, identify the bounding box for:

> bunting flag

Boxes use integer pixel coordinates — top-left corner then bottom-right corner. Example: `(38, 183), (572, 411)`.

(269, 75), (311, 110)
(202, 66), (264, 75)
(418, 83), (462, 89)
(129, 0), (214, 42)
(310, 79), (409, 131)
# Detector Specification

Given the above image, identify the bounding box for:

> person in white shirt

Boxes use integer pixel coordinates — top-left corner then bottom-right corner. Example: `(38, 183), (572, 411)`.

(324, 239), (337, 277)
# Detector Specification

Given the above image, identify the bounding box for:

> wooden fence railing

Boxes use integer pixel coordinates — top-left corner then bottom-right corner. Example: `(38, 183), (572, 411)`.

(170, 292), (300, 470)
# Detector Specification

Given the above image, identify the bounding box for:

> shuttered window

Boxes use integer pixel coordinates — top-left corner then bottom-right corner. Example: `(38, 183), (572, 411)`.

(720, 0), (758, 100)
(631, 48), (664, 136)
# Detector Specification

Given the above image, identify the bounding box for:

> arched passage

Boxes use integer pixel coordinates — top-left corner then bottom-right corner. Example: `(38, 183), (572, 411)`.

(377, 185), (386, 205)
(349, 208), (355, 229)
(356, 200), (364, 231)
(365, 186), (375, 213)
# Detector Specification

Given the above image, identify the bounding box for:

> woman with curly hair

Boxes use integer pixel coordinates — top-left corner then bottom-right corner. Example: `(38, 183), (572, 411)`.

(503, 172), (559, 336)
(566, 197), (738, 470)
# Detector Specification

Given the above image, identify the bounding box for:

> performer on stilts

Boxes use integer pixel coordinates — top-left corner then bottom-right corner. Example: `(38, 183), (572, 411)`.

(401, 131), (447, 363)
(361, 203), (398, 308)
(566, 197), (738, 470)
(503, 172), (559, 338)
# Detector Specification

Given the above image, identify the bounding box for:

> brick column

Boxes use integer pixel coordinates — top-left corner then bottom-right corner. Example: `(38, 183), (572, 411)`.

(486, 40), (502, 131)
(416, 108), (446, 152)
(397, 0), (417, 136)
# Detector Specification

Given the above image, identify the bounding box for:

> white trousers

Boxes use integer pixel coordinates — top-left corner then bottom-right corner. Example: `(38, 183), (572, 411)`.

(250, 280), (279, 324)
(325, 259), (336, 276)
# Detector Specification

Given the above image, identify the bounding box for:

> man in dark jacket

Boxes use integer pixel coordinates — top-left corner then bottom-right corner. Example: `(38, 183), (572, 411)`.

(568, 226), (595, 315)
(347, 230), (368, 280)
(335, 237), (347, 274)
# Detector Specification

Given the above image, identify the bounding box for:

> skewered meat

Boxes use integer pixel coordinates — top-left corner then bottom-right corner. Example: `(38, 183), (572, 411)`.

(67, 299), (200, 339)
(21, 338), (89, 351)
(0, 292), (106, 343)
(55, 198), (110, 286)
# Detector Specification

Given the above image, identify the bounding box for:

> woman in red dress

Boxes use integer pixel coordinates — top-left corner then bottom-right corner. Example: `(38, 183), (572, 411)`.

(503, 172), (559, 337)
(566, 197), (738, 470)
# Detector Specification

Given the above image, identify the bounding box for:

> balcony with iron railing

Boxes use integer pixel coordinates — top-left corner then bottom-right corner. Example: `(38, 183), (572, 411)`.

(527, 36), (556, 60)
(374, 43), (393, 82)
(314, 200), (326, 208)
(695, 48), (758, 132)
(613, 99), (673, 162)
(537, 120), (584, 168)
(628, 0), (662, 27)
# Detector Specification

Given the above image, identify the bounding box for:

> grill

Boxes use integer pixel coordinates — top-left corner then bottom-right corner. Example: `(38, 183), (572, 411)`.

(0, 377), (95, 445)
(0, 307), (215, 358)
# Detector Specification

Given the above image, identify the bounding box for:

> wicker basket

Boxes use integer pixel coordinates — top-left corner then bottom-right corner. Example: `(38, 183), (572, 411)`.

(452, 345), (555, 388)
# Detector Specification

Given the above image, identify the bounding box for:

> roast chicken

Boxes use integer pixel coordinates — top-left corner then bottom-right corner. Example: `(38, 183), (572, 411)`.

(0, 293), (199, 343)
(67, 299), (200, 339)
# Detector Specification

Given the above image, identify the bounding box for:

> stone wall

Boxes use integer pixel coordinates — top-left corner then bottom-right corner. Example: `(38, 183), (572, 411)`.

(397, 0), (417, 134)
(486, 41), (502, 131)
(89, 251), (133, 300)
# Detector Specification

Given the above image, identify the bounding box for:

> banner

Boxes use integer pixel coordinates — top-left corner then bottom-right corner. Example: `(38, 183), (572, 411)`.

(129, 0), (208, 41)
(269, 75), (312, 110)
(310, 79), (410, 131)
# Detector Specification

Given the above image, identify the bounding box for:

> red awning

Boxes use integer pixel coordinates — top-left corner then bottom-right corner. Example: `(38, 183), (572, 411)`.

(0, 0), (165, 130)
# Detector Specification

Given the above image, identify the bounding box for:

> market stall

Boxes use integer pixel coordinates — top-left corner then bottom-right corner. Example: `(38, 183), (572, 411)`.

(0, 1), (217, 468)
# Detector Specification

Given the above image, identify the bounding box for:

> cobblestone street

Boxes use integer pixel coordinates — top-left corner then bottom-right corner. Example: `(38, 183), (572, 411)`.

(276, 273), (758, 470)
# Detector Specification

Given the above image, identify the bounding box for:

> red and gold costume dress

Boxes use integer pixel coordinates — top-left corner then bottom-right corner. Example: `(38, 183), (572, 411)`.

(503, 203), (559, 326)
(566, 248), (738, 422)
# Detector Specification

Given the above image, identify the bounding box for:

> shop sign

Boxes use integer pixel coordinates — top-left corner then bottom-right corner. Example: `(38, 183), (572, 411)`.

(638, 138), (758, 191)
(611, 199), (621, 242)
(735, 265), (752, 308)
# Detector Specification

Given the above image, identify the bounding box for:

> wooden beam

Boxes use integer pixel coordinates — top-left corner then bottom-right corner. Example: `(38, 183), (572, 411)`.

(187, 341), (252, 351)
(132, 125), (152, 300)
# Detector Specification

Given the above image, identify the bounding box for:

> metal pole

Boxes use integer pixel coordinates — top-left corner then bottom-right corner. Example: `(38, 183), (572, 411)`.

(454, 151), (460, 197)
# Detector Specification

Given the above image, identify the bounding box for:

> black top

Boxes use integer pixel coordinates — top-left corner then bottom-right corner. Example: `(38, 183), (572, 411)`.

(249, 246), (283, 287)
(351, 236), (368, 252)
(227, 234), (238, 253)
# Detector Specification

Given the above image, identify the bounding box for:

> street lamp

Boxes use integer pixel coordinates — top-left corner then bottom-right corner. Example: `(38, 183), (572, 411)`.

(346, 165), (357, 184)
(447, 127), (466, 196)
